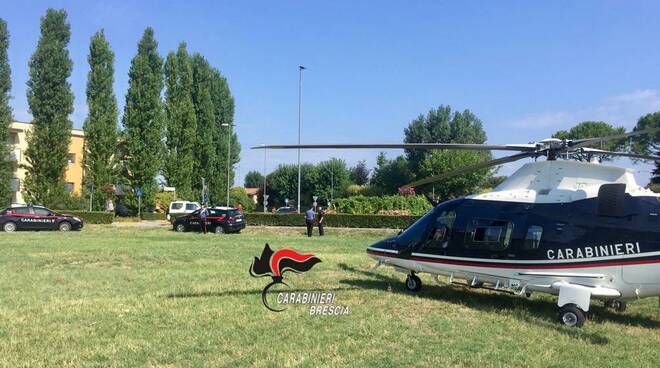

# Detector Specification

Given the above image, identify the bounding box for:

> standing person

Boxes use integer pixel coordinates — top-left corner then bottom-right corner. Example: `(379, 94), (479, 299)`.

(105, 198), (114, 213)
(305, 206), (315, 237)
(200, 205), (209, 234)
(237, 203), (243, 214)
(317, 207), (325, 236)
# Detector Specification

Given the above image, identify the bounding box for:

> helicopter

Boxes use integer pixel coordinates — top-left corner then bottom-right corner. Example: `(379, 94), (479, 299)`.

(253, 127), (660, 327)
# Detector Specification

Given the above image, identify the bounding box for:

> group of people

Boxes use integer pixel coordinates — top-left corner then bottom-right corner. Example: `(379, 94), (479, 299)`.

(304, 206), (326, 237)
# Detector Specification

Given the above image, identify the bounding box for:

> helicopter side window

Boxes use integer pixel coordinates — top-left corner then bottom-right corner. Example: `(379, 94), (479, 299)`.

(523, 226), (543, 250)
(465, 219), (513, 251)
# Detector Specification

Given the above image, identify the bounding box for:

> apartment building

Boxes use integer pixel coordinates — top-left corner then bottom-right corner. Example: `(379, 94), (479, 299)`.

(9, 121), (85, 204)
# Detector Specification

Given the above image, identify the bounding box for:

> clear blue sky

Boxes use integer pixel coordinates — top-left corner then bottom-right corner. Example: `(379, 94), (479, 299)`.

(4, 1), (660, 185)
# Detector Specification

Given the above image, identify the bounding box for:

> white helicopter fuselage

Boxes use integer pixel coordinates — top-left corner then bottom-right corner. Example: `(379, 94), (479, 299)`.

(367, 160), (660, 314)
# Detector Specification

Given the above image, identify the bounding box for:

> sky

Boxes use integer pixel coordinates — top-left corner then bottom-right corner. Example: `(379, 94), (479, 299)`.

(3, 1), (660, 186)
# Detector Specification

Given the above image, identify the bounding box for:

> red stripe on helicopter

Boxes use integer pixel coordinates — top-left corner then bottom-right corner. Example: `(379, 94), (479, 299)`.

(367, 250), (660, 269)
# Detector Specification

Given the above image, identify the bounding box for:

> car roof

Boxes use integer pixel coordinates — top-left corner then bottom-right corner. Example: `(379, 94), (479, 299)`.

(212, 206), (237, 210)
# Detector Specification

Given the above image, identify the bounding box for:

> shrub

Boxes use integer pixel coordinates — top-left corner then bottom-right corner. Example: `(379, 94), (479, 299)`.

(55, 210), (114, 224)
(334, 195), (432, 215)
(229, 187), (255, 212)
(245, 213), (420, 229)
(155, 192), (176, 213)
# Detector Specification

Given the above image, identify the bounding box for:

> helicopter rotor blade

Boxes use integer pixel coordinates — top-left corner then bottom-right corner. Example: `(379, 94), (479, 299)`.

(578, 148), (660, 161)
(251, 143), (538, 151)
(403, 151), (539, 189)
(569, 127), (660, 149)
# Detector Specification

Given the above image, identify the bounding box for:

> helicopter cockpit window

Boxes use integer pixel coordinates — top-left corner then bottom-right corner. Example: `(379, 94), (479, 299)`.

(421, 210), (456, 250)
(466, 219), (513, 251)
(523, 226), (543, 250)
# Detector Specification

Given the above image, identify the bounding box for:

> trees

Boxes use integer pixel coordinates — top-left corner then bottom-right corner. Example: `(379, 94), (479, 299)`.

(23, 9), (74, 207)
(403, 106), (488, 176)
(313, 158), (351, 203)
(632, 112), (660, 183)
(400, 106), (492, 197)
(164, 43), (197, 198)
(83, 30), (118, 210)
(0, 18), (12, 206)
(122, 27), (164, 208)
(190, 54), (217, 200)
(209, 68), (239, 204)
(244, 171), (264, 188)
(419, 150), (491, 200)
(370, 153), (414, 194)
(266, 163), (317, 208)
(553, 121), (626, 162)
(350, 160), (369, 185)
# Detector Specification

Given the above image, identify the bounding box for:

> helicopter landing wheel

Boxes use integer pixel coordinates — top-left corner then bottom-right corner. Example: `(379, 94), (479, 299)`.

(612, 300), (627, 313)
(558, 304), (586, 327)
(405, 273), (422, 292)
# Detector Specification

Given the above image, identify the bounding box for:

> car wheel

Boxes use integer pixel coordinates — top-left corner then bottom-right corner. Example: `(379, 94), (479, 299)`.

(405, 274), (422, 292)
(214, 226), (225, 234)
(59, 222), (72, 231)
(559, 304), (586, 327)
(3, 222), (17, 232)
(175, 224), (186, 232)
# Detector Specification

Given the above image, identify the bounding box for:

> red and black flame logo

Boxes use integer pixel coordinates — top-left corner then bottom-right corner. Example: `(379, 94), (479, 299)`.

(249, 243), (321, 311)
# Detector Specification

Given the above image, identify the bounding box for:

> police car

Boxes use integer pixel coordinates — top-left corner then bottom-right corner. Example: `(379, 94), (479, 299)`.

(172, 206), (245, 234)
(0, 205), (84, 232)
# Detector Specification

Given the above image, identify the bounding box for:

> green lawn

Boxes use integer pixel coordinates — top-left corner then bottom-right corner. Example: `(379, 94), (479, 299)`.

(0, 225), (658, 367)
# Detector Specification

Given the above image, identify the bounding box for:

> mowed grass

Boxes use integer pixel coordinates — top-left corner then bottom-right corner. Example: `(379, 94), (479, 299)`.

(0, 225), (659, 368)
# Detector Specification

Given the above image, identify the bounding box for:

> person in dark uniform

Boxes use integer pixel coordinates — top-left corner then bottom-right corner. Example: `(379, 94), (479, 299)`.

(305, 207), (315, 237)
(200, 206), (209, 234)
(317, 207), (325, 236)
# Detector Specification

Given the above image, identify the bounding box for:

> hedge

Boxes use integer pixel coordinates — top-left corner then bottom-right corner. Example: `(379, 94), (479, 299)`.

(56, 210), (114, 224)
(142, 212), (167, 221)
(245, 213), (420, 229)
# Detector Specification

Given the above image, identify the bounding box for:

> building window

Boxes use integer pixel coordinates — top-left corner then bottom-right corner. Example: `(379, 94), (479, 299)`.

(68, 153), (76, 165)
(523, 226), (543, 250)
(10, 133), (18, 144)
(66, 182), (74, 193)
(10, 178), (19, 192)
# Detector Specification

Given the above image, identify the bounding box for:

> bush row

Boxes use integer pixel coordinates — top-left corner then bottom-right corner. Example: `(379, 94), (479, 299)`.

(245, 213), (420, 229)
(56, 210), (114, 224)
(334, 195), (432, 215)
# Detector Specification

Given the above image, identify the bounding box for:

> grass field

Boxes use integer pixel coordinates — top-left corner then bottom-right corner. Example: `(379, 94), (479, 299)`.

(0, 225), (659, 367)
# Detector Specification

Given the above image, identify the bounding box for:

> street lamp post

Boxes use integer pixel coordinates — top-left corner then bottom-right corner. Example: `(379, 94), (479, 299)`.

(297, 65), (306, 213)
(222, 123), (233, 206)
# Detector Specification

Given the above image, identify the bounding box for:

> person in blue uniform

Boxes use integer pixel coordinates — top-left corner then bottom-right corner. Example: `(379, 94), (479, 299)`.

(200, 206), (209, 234)
(305, 207), (315, 237)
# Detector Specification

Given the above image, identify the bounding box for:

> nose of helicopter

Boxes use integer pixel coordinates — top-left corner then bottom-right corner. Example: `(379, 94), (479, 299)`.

(366, 237), (400, 259)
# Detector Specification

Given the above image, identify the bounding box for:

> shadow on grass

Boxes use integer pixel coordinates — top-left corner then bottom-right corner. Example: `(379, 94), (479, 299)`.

(165, 285), (361, 299)
(337, 263), (659, 344)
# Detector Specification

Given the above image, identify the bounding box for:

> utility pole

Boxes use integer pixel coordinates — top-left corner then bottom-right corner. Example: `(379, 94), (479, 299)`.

(297, 65), (306, 213)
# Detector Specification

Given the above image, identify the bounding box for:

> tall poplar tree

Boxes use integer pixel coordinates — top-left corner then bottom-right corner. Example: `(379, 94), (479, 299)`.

(210, 68), (239, 204)
(83, 30), (118, 210)
(0, 18), (12, 206)
(164, 43), (197, 198)
(122, 27), (164, 208)
(190, 54), (217, 202)
(24, 9), (74, 207)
